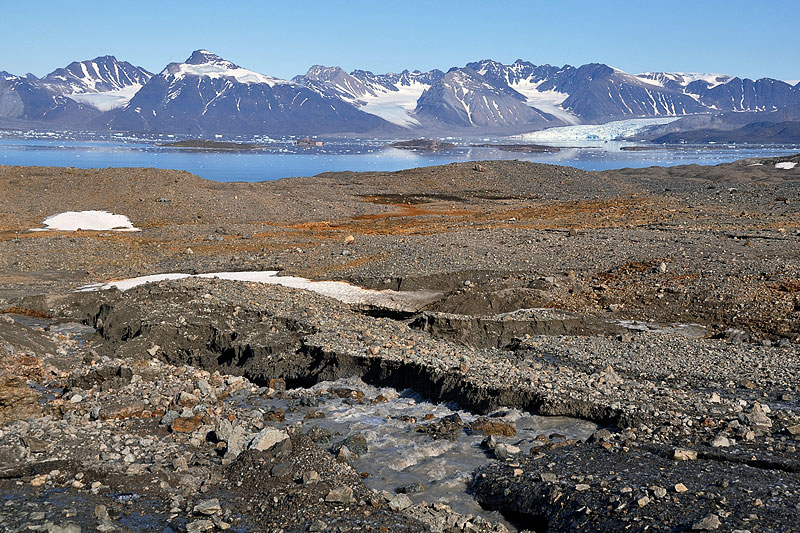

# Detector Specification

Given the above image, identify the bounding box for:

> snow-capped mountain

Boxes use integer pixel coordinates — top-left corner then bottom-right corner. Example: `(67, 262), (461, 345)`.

(2, 51), (799, 136)
(108, 50), (389, 134)
(634, 72), (800, 112)
(635, 72), (734, 91)
(467, 60), (709, 123)
(415, 68), (556, 128)
(0, 71), (96, 124)
(295, 64), (559, 130)
(38, 56), (153, 112)
(690, 77), (800, 112)
(466, 60), (578, 124)
(294, 66), (444, 127)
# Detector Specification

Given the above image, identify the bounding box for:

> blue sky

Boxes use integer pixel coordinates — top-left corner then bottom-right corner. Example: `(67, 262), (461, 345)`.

(1, 0), (798, 81)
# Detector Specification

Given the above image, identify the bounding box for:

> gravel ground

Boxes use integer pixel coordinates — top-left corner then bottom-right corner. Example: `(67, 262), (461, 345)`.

(1, 155), (799, 531)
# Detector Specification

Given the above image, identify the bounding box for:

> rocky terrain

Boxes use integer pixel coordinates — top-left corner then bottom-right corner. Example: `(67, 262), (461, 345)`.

(1, 155), (799, 532)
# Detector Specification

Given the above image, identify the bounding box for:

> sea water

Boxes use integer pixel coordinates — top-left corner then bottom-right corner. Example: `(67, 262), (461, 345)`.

(0, 134), (797, 182)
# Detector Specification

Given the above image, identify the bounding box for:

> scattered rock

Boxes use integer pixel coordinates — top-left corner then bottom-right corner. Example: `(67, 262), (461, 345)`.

(308, 520), (328, 532)
(193, 498), (222, 516)
(673, 449), (698, 461)
(325, 486), (354, 504)
(249, 427), (289, 451)
(331, 433), (368, 457)
(470, 417), (517, 437)
(692, 513), (721, 530)
(711, 435), (731, 448)
(302, 470), (321, 484)
(388, 494), (413, 512)
(396, 482), (425, 494)
(170, 415), (203, 433)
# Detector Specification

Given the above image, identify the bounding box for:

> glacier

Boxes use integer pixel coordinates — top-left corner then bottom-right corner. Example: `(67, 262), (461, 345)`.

(512, 117), (680, 142)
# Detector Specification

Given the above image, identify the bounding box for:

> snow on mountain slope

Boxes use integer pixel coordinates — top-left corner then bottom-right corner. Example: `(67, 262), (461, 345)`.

(358, 80), (427, 127)
(468, 59), (580, 124)
(508, 79), (579, 124)
(636, 72), (733, 89)
(65, 85), (144, 112)
(415, 68), (554, 128)
(40, 56), (153, 110)
(110, 50), (388, 135)
(168, 50), (287, 86)
(296, 66), (436, 127)
(42, 56), (152, 94)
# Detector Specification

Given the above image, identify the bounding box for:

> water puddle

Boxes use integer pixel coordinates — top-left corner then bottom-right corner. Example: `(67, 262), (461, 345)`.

(236, 377), (598, 528)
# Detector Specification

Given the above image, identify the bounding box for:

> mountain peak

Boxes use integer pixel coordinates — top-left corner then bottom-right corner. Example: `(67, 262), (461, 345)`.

(162, 50), (289, 87)
(305, 65), (347, 81)
(185, 49), (234, 67)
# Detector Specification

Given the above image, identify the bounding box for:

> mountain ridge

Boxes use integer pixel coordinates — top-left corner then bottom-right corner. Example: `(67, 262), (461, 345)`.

(2, 50), (799, 137)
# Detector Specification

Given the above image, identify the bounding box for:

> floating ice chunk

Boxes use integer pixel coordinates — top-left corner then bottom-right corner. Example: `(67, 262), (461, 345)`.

(31, 210), (139, 232)
(775, 162), (797, 170)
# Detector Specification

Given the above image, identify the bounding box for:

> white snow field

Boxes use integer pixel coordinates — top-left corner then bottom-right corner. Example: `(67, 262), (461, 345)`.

(507, 79), (580, 125)
(775, 162), (798, 170)
(357, 81), (427, 127)
(78, 271), (442, 312)
(169, 51), (288, 87)
(66, 85), (143, 111)
(31, 211), (140, 232)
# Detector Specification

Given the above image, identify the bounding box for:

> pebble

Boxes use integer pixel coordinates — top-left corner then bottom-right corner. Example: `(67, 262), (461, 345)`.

(325, 486), (354, 504)
(308, 520), (328, 532)
(397, 482), (425, 494)
(193, 498), (221, 516)
(186, 519), (214, 532)
(388, 494), (413, 512)
(249, 427), (289, 451)
(673, 449), (698, 461)
(711, 435), (731, 448)
(302, 470), (321, 484)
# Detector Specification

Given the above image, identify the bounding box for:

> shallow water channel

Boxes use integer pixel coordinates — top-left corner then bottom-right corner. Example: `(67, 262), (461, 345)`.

(231, 376), (598, 528)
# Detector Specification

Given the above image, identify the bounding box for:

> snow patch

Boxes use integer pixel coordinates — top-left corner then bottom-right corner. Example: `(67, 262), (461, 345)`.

(31, 211), (139, 232)
(171, 63), (288, 86)
(776, 162), (797, 170)
(78, 271), (442, 311)
(509, 79), (579, 125)
(355, 81), (428, 127)
(636, 72), (732, 89)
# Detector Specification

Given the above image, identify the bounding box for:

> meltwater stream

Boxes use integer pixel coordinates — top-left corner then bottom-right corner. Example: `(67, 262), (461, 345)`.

(231, 376), (598, 529)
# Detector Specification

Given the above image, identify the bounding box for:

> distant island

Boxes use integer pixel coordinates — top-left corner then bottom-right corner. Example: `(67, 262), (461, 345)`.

(157, 140), (274, 151)
(388, 139), (457, 151)
(620, 145), (658, 151)
(471, 143), (560, 153)
(295, 137), (325, 147)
